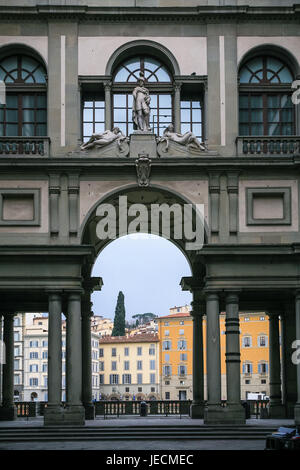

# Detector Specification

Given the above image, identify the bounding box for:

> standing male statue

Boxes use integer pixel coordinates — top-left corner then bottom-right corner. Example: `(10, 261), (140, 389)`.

(132, 74), (151, 132)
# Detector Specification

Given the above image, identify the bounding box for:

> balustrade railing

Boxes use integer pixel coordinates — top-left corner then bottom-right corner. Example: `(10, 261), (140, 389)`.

(0, 137), (50, 156)
(94, 400), (192, 418)
(13, 399), (270, 419)
(236, 136), (300, 156)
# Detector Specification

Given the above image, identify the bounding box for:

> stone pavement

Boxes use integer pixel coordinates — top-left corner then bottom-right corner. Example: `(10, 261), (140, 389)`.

(0, 417), (294, 450)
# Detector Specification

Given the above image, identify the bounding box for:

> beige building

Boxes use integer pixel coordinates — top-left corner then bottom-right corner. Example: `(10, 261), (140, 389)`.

(91, 315), (114, 337)
(99, 333), (160, 400)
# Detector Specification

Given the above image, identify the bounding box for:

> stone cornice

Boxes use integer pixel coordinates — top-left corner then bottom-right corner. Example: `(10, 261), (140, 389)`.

(0, 5), (299, 22)
(0, 154), (300, 173)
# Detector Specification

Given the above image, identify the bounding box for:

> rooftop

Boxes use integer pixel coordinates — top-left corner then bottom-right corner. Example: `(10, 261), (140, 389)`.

(99, 333), (159, 344)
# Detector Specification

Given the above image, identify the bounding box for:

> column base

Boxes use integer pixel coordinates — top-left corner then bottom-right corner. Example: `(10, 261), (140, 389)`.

(190, 402), (205, 419)
(44, 405), (65, 426)
(63, 405), (85, 426)
(44, 405), (85, 426)
(83, 402), (95, 420)
(294, 403), (300, 425)
(0, 405), (17, 421)
(285, 401), (296, 419)
(269, 403), (286, 419)
(204, 404), (245, 424)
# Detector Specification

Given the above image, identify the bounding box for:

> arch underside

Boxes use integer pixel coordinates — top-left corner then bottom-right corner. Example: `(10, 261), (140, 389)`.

(81, 186), (208, 276)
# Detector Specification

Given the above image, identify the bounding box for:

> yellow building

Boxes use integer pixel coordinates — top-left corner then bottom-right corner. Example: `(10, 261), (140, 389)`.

(98, 333), (160, 400)
(157, 307), (270, 401)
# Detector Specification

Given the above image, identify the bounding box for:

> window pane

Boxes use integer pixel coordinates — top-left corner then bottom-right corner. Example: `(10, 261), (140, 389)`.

(250, 96), (263, 107)
(114, 94), (127, 107)
(114, 67), (130, 82)
(181, 101), (190, 108)
(23, 110), (35, 122)
(192, 108), (201, 122)
(181, 109), (190, 122)
(251, 110), (263, 122)
(159, 94), (171, 107)
(239, 95), (248, 108)
(155, 68), (171, 82)
(192, 124), (202, 137)
(6, 124), (18, 136)
(181, 123), (191, 134)
(95, 122), (105, 134)
(6, 109), (18, 122)
(251, 124), (263, 135)
(150, 95), (157, 107)
(95, 108), (104, 121)
(83, 109), (93, 121)
(36, 124), (47, 136)
(282, 124), (293, 135)
(83, 123), (93, 136)
(37, 95), (46, 107)
(22, 95), (35, 108)
(239, 109), (248, 123)
(268, 95), (280, 107)
(6, 95), (18, 108)
(268, 109), (280, 123)
(268, 123), (280, 135)
(114, 108), (127, 122)
(22, 124), (34, 136)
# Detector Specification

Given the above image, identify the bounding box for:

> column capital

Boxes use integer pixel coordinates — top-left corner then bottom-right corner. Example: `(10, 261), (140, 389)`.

(204, 289), (220, 301)
(225, 291), (241, 304)
(295, 289), (300, 300)
(191, 300), (205, 317)
(65, 289), (84, 298)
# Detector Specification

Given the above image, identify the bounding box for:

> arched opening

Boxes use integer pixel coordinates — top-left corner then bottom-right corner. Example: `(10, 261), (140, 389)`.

(30, 392), (38, 402)
(80, 184), (205, 404)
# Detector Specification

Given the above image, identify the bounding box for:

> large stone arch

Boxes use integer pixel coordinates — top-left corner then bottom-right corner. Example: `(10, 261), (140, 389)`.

(80, 183), (208, 277)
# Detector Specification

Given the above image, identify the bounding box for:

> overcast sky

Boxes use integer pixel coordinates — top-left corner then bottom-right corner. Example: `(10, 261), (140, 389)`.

(91, 234), (192, 321)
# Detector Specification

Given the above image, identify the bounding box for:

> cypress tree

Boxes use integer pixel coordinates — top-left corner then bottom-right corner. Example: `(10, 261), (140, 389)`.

(112, 291), (126, 336)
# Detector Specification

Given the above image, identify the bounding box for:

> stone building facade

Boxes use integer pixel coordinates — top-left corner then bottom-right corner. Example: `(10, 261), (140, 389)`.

(0, 0), (299, 425)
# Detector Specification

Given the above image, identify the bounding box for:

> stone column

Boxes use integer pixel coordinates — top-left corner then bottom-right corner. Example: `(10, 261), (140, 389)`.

(268, 314), (285, 418)
(82, 296), (95, 420)
(174, 82), (181, 133)
(44, 292), (63, 425)
(104, 81), (112, 131)
(0, 314), (16, 420)
(204, 292), (224, 423)
(225, 292), (245, 423)
(295, 293), (300, 424)
(190, 292), (205, 419)
(65, 291), (85, 425)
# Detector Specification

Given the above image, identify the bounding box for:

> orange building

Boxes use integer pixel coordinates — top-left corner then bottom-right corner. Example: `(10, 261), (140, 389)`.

(157, 306), (270, 401)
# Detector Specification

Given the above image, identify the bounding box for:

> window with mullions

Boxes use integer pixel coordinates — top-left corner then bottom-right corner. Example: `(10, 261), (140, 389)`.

(112, 56), (173, 137)
(113, 93), (172, 137)
(114, 57), (171, 83)
(239, 56), (294, 136)
(180, 100), (202, 140)
(0, 54), (47, 137)
(82, 97), (105, 142)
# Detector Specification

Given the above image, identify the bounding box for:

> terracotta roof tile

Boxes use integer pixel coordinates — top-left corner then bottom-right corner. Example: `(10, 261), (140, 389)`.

(99, 333), (159, 344)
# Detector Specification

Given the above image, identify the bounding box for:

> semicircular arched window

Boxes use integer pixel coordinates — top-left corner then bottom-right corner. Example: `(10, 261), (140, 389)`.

(0, 54), (47, 137)
(114, 56), (172, 83)
(239, 55), (295, 136)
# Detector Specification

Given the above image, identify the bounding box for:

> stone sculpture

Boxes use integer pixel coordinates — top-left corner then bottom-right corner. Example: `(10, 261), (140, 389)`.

(80, 127), (127, 151)
(132, 75), (151, 132)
